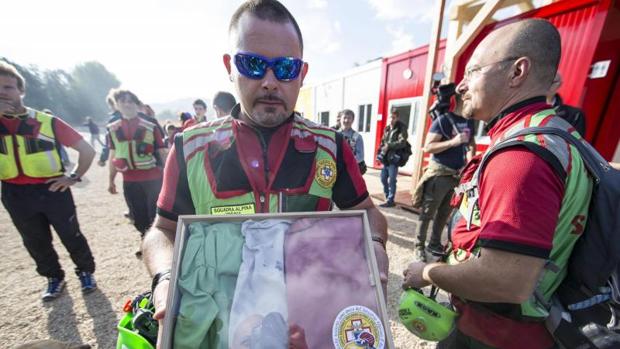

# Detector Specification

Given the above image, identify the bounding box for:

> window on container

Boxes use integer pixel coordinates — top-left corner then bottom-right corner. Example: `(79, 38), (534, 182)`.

(320, 111), (330, 126)
(356, 104), (373, 133)
(358, 105), (365, 132)
(365, 104), (372, 132)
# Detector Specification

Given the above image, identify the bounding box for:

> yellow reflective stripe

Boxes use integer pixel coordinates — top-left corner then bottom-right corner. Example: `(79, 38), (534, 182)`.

(18, 111), (63, 177)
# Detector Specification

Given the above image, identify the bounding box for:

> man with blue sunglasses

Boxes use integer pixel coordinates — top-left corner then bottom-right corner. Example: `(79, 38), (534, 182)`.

(141, 0), (389, 347)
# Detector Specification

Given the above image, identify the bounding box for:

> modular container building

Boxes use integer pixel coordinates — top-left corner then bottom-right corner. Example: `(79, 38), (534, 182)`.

(374, 0), (620, 171)
(297, 60), (383, 167)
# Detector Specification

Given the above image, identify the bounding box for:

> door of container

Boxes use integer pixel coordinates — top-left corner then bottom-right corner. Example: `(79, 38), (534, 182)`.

(386, 97), (423, 174)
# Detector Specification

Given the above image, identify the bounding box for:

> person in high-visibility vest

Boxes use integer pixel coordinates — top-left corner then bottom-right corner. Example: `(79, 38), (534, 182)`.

(402, 19), (593, 349)
(106, 89), (168, 257)
(0, 61), (97, 301)
(140, 1), (389, 347)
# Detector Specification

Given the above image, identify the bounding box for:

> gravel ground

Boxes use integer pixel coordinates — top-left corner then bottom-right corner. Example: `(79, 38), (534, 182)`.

(0, 150), (437, 349)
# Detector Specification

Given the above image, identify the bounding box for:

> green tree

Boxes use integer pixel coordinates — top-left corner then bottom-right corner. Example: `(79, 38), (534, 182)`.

(1, 57), (121, 125)
(1, 58), (52, 111)
(71, 62), (121, 123)
(43, 69), (82, 124)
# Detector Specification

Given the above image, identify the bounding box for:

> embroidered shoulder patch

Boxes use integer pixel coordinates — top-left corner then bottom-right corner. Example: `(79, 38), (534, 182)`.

(316, 159), (337, 188)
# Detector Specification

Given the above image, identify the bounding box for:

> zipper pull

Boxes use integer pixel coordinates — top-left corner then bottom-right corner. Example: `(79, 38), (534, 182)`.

(259, 194), (266, 212)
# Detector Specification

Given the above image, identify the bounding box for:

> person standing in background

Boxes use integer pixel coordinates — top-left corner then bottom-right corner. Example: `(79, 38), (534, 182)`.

(106, 89), (168, 257)
(547, 72), (586, 137)
(412, 94), (475, 261)
(212, 91), (237, 118)
(378, 110), (408, 207)
(341, 109), (366, 174)
(0, 61), (97, 301)
(83, 116), (104, 148)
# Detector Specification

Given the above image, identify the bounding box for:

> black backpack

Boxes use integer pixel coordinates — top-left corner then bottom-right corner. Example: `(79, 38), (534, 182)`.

(501, 127), (620, 348)
(388, 141), (412, 167)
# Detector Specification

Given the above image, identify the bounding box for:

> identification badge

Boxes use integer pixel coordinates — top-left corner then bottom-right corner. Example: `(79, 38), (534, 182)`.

(210, 203), (256, 215)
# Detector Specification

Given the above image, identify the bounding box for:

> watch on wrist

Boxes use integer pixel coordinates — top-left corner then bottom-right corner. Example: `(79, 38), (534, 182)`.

(372, 236), (386, 249)
(69, 172), (82, 182)
(151, 270), (171, 294)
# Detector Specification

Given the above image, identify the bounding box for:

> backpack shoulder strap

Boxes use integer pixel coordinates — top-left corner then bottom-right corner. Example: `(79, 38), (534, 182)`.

(502, 126), (610, 183)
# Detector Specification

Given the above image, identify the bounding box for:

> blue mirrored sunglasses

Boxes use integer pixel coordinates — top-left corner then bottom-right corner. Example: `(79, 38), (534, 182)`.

(234, 52), (303, 81)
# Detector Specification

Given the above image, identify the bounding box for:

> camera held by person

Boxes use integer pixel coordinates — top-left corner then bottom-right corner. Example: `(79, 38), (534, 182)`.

(429, 74), (456, 121)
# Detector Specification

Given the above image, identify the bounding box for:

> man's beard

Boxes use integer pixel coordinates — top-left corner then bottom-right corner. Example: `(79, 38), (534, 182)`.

(249, 95), (289, 127)
(250, 108), (289, 127)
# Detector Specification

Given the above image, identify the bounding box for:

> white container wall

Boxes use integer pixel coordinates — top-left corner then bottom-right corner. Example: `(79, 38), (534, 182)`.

(310, 60), (382, 167)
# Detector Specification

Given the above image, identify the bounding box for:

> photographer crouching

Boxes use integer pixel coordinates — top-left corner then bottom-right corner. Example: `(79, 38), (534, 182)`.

(412, 82), (475, 262)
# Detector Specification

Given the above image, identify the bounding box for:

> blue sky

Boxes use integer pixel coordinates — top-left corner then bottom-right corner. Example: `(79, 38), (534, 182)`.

(2, 0), (450, 103)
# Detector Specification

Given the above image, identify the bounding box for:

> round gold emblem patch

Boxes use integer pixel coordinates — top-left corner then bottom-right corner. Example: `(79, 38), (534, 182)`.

(332, 305), (385, 349)
(316, 159), (337, 188)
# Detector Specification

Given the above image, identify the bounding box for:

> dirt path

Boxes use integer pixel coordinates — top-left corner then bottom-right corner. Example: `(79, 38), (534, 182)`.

(0, 155), (435, 348)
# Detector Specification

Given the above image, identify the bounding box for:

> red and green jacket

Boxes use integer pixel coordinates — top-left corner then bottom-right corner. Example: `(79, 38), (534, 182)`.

(181, 114), (339, 215)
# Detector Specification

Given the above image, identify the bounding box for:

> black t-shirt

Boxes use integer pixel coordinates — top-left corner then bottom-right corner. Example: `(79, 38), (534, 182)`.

(429, 112), (474, 170)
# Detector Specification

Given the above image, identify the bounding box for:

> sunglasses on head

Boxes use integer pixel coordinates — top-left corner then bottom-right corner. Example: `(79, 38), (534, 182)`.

(234, 52), (303, 82)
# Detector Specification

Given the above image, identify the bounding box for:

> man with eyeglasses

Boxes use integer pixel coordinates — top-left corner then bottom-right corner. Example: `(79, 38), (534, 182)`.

(402, 19), (593, 348)
(141, 0), (389, 347)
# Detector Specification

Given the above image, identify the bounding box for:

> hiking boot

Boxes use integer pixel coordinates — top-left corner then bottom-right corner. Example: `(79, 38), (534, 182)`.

(379, 201), (395, 208)
(42, 277), (66, 301)
(426, 244), (445, 257)
(76, 271), (97, 293)
(414, 247), (427, 262)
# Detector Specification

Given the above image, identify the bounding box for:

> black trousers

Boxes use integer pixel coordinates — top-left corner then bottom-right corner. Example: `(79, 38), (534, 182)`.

(123, 178), (162, 236)
(1, 182), (95, 279)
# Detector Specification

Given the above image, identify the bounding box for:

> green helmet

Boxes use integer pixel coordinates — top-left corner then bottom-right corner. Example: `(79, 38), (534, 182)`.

(117, 312), (155, 349)
(398, 289), (458, 341)
(117, 292), (157, 349)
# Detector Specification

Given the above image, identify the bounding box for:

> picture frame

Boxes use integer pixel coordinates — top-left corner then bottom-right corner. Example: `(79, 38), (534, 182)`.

(161, 210), (394, 349)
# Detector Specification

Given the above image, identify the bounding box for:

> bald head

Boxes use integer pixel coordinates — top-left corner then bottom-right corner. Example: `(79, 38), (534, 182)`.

(456, 19), (562, 122)
(485, 19), (561, 87)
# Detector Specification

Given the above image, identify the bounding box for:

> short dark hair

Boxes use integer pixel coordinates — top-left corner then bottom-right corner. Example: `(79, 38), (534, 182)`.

(112, 89), (141, 105)
(342, 109), (355, 120)
(390, 109), (399, 117)
(213, 91), (237, 114)
(179, 112), (193, 122)
(229, 0), (304, 53)
(505, 19), (561, 86)
(193, 99), (207, 109)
